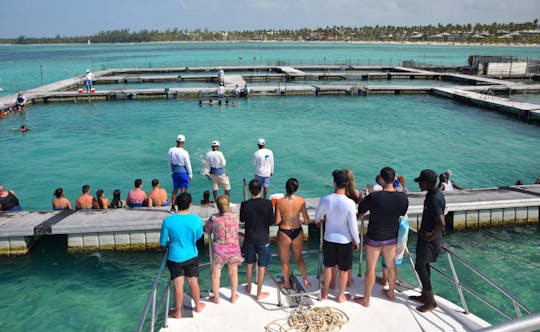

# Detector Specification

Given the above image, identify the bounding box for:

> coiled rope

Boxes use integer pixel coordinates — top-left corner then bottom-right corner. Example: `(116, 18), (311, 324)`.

(265, 304), (349, 332)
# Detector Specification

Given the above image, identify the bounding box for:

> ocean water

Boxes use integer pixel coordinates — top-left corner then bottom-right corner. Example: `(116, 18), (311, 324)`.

(0, 42), (539, 331)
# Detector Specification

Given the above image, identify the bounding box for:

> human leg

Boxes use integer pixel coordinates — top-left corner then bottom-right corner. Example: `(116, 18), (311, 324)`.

(256, 266), (269, 300)
(186, 276), (206, 312)
(228, 263), (239, 303)
(245, 263), (253, 294)
(354, 245), (381, 307)
(277, 231), (292, 288)
(212, 190), (218, 202)
(291, 233), (310, 288)
(211, 263), (222, 303)
(171, 276), (184, 318)
(337, 267), (350, 303)
(263, 187), (268, 199)
(322, 266), (333, 300)
(381, 244), (397, 300)
(171, 187), (179, 211)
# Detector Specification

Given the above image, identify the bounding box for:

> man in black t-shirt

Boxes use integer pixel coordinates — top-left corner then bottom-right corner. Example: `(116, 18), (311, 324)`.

(410, 169), (446, 313)
(354, 167), (408, 307)
(240, 179), (274, 300)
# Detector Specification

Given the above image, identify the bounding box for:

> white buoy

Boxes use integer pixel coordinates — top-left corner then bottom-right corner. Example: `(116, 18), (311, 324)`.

(0, 88), (4, 92)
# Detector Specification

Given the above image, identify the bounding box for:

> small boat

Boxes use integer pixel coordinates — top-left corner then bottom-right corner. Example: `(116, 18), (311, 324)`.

(138, 224), (538, 332)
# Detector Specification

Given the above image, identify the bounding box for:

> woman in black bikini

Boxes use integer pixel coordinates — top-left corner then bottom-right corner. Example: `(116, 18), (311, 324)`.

(275, 178), (310, 289)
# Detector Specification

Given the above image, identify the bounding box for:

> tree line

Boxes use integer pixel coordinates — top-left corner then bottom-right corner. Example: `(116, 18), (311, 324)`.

(2, 20), (539, 44)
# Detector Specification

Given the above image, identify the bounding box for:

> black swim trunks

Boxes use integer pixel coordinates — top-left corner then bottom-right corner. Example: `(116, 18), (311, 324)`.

(323, 240), (353, 271)
(278, 227), (302, 240)
(166, 256), (199, 280)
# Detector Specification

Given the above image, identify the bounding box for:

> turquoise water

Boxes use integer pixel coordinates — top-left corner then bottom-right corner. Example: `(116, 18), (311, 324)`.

(0, 42), (539, 330)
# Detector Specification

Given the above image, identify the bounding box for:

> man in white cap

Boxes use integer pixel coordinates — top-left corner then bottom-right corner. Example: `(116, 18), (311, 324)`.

(168, 134), (193, 212)
(205, 140), (231, 201)
(84, 69), (94, 93)
(252, 138), (274, 199)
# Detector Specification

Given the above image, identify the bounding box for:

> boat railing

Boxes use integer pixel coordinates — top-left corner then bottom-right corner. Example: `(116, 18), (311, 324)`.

(400, 225), (533, 322)
(137, 249), (170, 332)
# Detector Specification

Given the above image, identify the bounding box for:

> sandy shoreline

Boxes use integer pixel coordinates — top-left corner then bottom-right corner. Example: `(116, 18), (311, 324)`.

(0, 40), (538, 47)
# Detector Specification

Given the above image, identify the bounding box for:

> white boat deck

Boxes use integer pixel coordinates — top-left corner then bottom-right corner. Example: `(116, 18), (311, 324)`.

(159, 274), (490, 332)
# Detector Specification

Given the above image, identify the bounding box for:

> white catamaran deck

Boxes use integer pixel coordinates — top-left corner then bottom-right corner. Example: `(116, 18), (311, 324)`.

(159, 274), (490, 332)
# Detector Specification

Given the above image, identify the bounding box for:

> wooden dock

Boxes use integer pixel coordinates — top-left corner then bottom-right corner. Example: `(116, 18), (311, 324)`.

(1, 65), (540, 123)
(1, 185), (539, 255)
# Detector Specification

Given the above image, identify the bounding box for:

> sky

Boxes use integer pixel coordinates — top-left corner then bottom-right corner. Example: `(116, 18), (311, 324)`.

(1, 0), (539, 38)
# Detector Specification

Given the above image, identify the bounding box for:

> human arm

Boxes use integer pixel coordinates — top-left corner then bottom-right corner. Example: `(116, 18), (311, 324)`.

(185, 152), (193, 181)
(205, 216), (213, 233)
(270, 151), (274, 176)
(159, 220), (169, 247)
(300, 200), (309, 224)
(420, 215), (445, 241)
(347, 206), (361, 250)
(274, 201), (281, 225)
(451, 181), (464, 190)
(314, 197), (326, 227)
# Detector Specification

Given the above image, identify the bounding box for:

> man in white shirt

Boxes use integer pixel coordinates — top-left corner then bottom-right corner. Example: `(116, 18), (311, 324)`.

(84, 69), (95, 92)
(252, 138), (274, 199)
(315, 170), (360, 303)
(205, 140), (231, 201)
(168, 134), (193, 211)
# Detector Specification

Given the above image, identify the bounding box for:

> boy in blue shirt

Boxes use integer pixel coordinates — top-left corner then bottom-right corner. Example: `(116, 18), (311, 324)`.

(160, 192), (205, 318)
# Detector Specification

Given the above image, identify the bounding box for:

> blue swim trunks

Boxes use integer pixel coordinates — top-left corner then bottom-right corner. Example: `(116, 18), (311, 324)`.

(254, 175), (270, 188)
(243, 242), (272, 267)
(172, 172), (189, 190)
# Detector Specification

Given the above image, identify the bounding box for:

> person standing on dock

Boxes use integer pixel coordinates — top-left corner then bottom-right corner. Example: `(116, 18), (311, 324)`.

(240, 179), (274, 300)
(354, 166), (408, 307)
(252, 138), (274, 200)
(217, 82), (225, 99)
(205, 140), (231, 201)
(410, 169), (446, 313)
(84, 69), (94, 92)
(14, 91), (26, 111)
(217, 67), (225, 83)
(168, 134), (193, 212)
(315, 170), (360, 303)
(160, 192), (205, 318)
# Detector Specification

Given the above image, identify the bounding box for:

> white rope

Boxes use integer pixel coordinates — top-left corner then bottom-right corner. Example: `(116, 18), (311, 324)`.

(265, 304), (349, 332)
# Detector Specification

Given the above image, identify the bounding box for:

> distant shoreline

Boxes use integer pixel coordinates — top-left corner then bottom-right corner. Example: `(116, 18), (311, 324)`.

(0, 40), (538, 48)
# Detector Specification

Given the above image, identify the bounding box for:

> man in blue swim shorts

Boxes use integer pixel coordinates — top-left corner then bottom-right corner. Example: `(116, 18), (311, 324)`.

(355, 166), (408, 307)
(240, 179), (274, 300)
(167, 134), (192, 212)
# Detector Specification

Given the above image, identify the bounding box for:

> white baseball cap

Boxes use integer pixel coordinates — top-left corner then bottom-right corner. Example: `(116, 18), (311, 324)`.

(212, 140), (220, 147)
(257, 138), (265, 146)
(176, 134), (186, 142)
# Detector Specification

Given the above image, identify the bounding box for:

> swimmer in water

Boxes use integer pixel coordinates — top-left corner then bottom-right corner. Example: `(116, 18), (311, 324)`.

(12, 125), (30, 132)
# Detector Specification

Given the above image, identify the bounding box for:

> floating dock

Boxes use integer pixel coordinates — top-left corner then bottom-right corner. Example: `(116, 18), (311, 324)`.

(1, 185), (539, 255)
(1, 65), (539, 122)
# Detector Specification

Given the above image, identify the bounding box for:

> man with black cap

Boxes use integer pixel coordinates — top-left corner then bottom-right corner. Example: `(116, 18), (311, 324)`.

(315, 170), (360, 303)
(410, 169), (446, 312)
(205, 140), (231, 201)
(168, 134), (193, 212)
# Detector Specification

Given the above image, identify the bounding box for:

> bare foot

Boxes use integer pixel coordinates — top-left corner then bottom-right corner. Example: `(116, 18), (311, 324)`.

(303, 280), (312, 289)
(244, 284), (251, 294)
(195, 302), (206, 313)
(168, 308), (181, 319)
(417, 302), (437, 313)
(231, 293), (239, 303)
(256, 292), (269, 300)
(277, 281), (291, 289)
(321, 289), (329, 300)
(337, 293), (351, 303)
(209, 295), (220, 304)
(383, 289), (395, 301)
(353, 296), (370, 307)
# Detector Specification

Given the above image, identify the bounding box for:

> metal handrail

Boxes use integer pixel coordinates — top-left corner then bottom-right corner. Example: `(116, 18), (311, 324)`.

(137, 250), (170, 332)
(477, 312), (540, 332)
(405, 227), (533, 321)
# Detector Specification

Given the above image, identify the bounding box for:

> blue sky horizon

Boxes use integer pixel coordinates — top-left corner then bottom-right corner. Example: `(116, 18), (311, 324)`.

(1, 0), (538, 39)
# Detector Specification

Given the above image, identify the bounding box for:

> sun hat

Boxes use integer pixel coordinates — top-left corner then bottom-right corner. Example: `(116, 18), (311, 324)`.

(176, 134), (185, 142)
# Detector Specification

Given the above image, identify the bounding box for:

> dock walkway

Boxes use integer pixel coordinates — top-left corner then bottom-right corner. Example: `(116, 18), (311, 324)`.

(1, 185), (539, 255)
